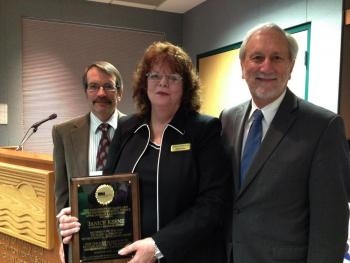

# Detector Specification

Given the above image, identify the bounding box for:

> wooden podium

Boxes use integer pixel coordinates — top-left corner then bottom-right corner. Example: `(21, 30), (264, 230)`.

(0, 148), (60, 262)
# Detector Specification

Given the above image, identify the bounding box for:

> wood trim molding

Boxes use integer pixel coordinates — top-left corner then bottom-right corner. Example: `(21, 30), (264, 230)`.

(346, 9), (350, 25)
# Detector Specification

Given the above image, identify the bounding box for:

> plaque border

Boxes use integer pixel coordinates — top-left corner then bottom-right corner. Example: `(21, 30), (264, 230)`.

(70, 173), (140, 263)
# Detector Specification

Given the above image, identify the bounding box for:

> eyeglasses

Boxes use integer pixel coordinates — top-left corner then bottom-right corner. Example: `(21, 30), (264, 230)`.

(146, 72), (183, 84)
(87, 83), (118, 93)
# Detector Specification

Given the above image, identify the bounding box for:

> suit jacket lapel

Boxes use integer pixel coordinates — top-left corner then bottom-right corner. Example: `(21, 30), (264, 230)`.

(71, 114), (90, 177)
(238, 89), (298, 197)
(233, 103), (251, 196)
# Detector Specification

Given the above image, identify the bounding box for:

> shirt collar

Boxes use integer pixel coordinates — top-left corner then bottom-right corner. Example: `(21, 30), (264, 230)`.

(135, 106), (189, 135)
(250, 89), (286, 125)
(90, 111), (119, 133)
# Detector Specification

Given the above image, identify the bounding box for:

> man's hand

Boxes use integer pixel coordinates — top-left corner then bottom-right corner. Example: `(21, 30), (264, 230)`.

(56, 207), (80, 244)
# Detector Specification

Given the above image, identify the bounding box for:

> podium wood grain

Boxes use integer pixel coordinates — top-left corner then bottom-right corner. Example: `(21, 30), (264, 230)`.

(0, 148), (60, 262)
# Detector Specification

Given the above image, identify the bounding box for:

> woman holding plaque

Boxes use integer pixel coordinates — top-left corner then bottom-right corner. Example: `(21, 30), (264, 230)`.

(58, 41), (231, 263)
(105, 41), (231, 263)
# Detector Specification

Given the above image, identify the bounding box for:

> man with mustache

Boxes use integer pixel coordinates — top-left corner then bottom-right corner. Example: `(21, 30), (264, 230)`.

(220, 23), (350, 262)
(52, 61), (124, 262)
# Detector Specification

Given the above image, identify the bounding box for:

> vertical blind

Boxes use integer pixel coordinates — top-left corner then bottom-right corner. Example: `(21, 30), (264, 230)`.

(22, 18), (164, 154)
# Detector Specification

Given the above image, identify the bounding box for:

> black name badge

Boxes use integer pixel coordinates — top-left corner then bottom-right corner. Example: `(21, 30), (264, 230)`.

(70, 173), (140, 263)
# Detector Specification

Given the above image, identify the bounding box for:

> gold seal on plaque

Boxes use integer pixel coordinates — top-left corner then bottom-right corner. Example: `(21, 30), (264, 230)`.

(95, 184), (115, 205)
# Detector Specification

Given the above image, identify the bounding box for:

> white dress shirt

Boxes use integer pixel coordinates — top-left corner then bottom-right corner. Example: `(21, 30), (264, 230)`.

(89, 111), (119, 175)
(241, 90), (286, 154)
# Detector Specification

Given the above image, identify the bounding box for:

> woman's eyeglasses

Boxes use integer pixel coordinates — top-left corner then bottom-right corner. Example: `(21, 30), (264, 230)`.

(146, 72), (183, 84)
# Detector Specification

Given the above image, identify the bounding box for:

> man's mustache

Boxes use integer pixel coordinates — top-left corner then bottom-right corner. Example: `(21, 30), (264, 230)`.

(93, 98), (113, 104)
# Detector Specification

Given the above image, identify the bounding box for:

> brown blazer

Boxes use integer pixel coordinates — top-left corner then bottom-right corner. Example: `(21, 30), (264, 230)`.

(52, 111), (125, 214)
(52, 113), (90, 215)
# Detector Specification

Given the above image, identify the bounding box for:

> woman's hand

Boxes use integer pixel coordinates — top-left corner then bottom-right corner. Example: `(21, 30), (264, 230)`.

(56, 207), (80, 244)
(118, 237), (157, 263)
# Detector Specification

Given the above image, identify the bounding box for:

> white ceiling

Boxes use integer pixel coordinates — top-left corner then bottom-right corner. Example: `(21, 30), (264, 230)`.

(86, 0), (206, 14)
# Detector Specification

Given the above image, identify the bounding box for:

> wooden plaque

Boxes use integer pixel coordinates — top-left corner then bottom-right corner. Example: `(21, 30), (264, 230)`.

(70, 173), (140, 263)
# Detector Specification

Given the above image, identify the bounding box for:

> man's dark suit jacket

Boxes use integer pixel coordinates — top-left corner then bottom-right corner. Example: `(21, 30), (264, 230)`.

(220, 89), (350, 263)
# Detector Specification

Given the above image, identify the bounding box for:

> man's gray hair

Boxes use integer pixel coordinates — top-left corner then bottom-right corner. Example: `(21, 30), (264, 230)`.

(239, 23), (299, 61)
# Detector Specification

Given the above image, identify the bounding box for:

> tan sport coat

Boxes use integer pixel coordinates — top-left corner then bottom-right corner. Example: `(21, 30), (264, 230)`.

(52, 111), (124, 215)
(52, 113), (90, 215)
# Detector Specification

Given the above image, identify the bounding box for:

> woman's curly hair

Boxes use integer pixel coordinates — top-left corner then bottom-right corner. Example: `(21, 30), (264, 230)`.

(133, 41), (201, 116)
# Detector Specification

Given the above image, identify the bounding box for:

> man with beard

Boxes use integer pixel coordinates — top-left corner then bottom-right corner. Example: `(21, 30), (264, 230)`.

(220, 23), (350, 263)
(52, 61), (124, 262)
